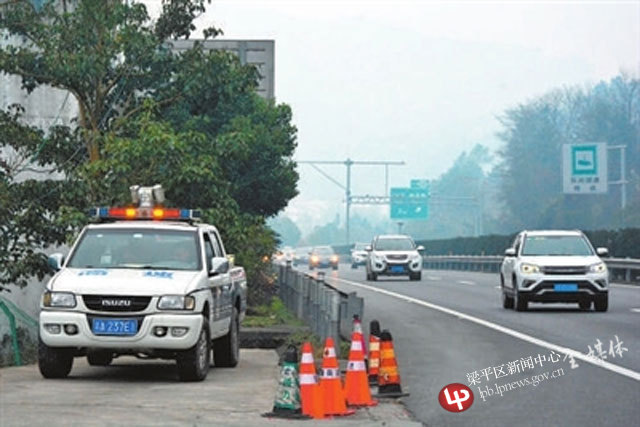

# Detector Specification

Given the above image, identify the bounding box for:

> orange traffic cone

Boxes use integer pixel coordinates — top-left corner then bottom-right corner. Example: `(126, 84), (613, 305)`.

(299, 342), (324, 419)
(319, 337), (354, 416)
(368, 320), (381, 385)
(376, 330), (409, 398)
(344, 330), (378, 407)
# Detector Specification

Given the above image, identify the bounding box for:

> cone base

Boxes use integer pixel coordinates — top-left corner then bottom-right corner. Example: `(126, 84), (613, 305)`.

(374, 391), (410, 398)
(262, 411), (311, 419)
(348, 399), (379, 408)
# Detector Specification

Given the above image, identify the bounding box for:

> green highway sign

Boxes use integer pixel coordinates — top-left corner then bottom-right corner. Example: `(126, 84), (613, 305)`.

(390, 186), (429, 220)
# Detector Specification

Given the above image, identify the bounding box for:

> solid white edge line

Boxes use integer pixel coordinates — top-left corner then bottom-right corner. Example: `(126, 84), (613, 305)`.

(457, 280), (476, 285)
(333, 277), (640, 382)
(611, 283), (640, 289)
(631, 308), (640, 313)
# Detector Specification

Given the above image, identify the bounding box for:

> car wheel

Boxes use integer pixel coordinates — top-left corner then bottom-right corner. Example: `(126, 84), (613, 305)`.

(351, 263), (357, 269)
(578, 300), (591, 311)
(38, 336), (73, 379)
(333, 265), (338, 270)
(514, 290), (528, 311)
(213, 306), (240, 368)
(371, 272), (378, 281)
(87, 350), (113, 366)
(502, 291), (514, 309)
(594, 295), (608, 312)
(409, 272), (421, 281)
(309, 265), (314, 270)
(177, 319), (211, 381)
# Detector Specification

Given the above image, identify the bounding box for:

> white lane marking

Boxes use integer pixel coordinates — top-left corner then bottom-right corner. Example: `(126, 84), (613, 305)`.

(611, 283), (640, 289)
(631, 308), (640, 313)
(495, 286), (501, 289)
(457, 280), (476, 286)
(427, 276), (441, 281)
(332, 277), (640, 382)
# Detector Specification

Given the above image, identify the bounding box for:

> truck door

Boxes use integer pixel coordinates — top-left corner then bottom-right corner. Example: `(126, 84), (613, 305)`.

(205, 231), (232, 336)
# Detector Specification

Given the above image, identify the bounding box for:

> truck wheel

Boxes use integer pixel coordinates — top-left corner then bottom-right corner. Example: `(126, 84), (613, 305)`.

(38, 336), (73, 379)
(213, 306), (240, 368)
(87, 350), (113, 366)
(177, 320), (210, 381)
(594, 296), (608, 312)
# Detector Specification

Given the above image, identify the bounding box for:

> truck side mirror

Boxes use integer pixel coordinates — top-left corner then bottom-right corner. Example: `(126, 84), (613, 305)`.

(596, 247), (609, 257)
(504, 248), (516, 257)
(209, 257), (230, 276)
(48, 253), (65, 272)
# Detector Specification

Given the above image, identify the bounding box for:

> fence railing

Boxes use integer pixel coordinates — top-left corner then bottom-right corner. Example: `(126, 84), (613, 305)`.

(422, 255), (640, 284)
(277, 263), (364, 348)
(0, 295), (39, 366)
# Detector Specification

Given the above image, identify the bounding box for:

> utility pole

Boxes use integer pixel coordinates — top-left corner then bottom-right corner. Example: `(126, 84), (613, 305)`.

(298, 159), (405, 245)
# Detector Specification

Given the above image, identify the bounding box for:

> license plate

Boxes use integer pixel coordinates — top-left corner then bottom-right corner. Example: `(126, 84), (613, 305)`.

(92, 318), (138, 336)
(554, 283), (578, 292)
(390, 265), (405, 273)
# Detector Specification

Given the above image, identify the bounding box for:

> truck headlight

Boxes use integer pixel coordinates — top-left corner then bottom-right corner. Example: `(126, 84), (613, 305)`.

(520, 263), (540, 274)
(589, 262), (607, 273)
(157, 295), (196, 310)
(42, 291), (77, 308)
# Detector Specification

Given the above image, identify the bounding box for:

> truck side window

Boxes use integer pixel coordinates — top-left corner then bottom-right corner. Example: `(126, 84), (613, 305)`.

(209, 231), (223, 258)
(203, 233), (214, 271)
(212, 232), (225, 257)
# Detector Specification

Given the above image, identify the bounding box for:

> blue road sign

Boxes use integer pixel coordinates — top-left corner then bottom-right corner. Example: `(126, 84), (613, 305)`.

(390, 186), (429, 220)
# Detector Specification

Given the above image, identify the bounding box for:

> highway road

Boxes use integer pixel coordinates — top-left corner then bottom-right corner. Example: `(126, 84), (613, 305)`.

(314, 264), (640, 426)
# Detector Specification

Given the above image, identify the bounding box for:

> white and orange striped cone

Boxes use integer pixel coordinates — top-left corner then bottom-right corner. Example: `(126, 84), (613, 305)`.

(319, 337), (355, 416)
(344, 330), (378, 407)
(368, 320), (382, 385)
(299, 342), (324, 419)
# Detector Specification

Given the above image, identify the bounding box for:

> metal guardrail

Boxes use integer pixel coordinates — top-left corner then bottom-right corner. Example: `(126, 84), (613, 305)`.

(277, 263), (364, 348)
(422, 255), (640, 284)
(0, 296), (39, 366)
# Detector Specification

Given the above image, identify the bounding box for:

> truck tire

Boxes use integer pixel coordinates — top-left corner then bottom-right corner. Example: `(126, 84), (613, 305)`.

(177, 320), (210, 381)
(87, 350), (113, 366)
(38, 336), (73, 379)
(213, 306), (240, 368)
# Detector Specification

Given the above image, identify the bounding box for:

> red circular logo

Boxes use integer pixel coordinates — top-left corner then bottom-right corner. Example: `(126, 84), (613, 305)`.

(438, 383), (474, 413)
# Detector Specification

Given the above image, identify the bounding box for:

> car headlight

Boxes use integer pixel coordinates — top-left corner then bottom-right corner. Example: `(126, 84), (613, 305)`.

(42, 291), (76, 308)
(330, 255), (339, 262)
(589, 262), (607, 273)
(157, 295), (196, 310)
(310, 255), (319, 263)
(520, 263), (540, 274)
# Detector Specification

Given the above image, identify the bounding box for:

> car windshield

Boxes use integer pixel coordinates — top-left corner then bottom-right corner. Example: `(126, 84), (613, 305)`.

(353, 243), (368, 251)
(375, 238), (415, 251)
(314, 247), (334, 255)
(67, 228), (201, 270)
(521, 235), (594, 256)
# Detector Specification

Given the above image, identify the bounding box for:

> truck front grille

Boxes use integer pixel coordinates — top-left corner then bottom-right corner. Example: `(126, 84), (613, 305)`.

(83, 295), (152, 312)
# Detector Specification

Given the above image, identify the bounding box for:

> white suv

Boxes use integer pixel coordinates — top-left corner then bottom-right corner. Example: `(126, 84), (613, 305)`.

(365, 235), (424, 281)
(500, 230), (609, 312)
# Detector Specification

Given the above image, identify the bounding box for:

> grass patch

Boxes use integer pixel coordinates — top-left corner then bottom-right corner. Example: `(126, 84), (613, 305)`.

(242, 297), (304, 328)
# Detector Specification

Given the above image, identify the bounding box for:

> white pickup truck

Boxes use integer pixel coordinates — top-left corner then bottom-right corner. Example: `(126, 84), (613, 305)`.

(38, 186), (246, 381)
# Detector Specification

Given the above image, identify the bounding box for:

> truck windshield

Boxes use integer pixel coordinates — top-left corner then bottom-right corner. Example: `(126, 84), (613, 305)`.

(521, 235), (594, 256)
(375, 238), (414, 251)
(67, 228), (201, 270)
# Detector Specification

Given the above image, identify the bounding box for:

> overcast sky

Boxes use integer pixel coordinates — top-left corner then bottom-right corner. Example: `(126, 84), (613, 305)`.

(167, 0), (640, 232)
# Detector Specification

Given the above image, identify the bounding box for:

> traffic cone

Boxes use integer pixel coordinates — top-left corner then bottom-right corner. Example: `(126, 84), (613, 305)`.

(376, 330), (410, 398)
(319, 337), (354, 416)
(344, 330), (378, 407)
(299, 342), (324, 419)
(262, 346), (309, 419)
(353, 315), (368, 363)
(368, 320), (381, 385)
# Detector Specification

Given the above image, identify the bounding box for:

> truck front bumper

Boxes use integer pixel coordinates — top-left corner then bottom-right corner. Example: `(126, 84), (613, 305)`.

(40, 310), (203, 350)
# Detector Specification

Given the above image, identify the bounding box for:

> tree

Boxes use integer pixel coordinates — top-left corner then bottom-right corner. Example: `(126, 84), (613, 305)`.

(268, 215), (302, 248)
(0, 1), (298, 294)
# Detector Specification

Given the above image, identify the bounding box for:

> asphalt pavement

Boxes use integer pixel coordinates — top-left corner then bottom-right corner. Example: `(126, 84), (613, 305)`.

(314, 264), (640, 427)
